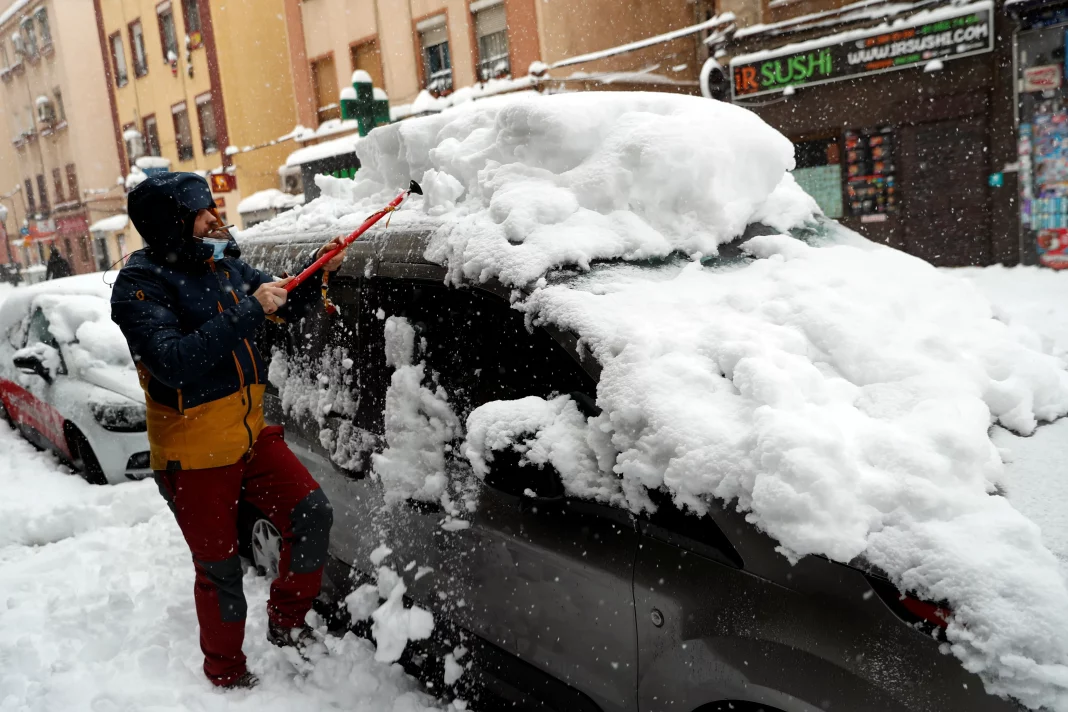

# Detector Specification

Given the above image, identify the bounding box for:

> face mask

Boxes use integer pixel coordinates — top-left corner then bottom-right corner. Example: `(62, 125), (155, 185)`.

(202, 238), (227, 261)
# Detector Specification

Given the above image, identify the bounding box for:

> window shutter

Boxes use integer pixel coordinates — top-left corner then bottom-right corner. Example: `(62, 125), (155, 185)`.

(420, 17), (448, 47)
(475, 4), (506, 38)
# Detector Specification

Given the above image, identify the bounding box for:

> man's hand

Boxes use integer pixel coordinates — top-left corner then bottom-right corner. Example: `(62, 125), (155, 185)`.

(317, 237), (347, 272)
(253, 277), (293, 315)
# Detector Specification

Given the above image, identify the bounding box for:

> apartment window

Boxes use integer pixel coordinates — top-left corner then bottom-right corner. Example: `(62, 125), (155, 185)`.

(350, 39), (385, 92)
(418, 17), (451, 95)
(24, 178), (35, 213)
(143, 115), (161, 156)
(35, 7), (51, 48)
(172, 102), (193, 161)
(157, 2), (179, 61)
(52, 168), (64, 203)
(1, 38), (8, 68)
(20, 17), (37, 58)
(310, 54), (340, 123)
(123, 122), (144, 170)
(110, 32), (128, 87)
(36, 174), (49, 213)
(66, 164), (79, 202)
(196, 93), (217, 154)
(182, 0), (201, 40)
(129, 20), (148, 77)
(474, 2), (509, 80)
(53, 87), (65, 122)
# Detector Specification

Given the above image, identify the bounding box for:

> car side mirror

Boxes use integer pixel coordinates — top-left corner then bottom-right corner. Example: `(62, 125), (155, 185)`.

(13, 348), (55, 384)
(483, 447), (566, 501)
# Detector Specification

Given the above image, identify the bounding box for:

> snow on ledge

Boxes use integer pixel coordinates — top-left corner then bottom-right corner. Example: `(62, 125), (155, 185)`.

(237, 188), (303, 215)
(89, 214), (129, 233)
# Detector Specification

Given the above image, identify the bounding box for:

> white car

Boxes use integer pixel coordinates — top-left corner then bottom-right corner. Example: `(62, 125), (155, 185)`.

(0, 274), (151, 485)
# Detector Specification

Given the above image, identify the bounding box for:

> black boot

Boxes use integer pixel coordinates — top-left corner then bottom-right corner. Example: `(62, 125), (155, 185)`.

(221, 671), (260, 690)
(267, 620), (325, 661)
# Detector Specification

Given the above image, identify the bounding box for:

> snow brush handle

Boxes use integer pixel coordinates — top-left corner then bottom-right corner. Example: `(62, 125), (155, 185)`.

(284, 180), (423, 293)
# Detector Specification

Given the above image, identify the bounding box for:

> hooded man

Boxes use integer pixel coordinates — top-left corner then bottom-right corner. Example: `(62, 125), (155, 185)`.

(110, 172), (339, 689)
(45, 245), (72, 280)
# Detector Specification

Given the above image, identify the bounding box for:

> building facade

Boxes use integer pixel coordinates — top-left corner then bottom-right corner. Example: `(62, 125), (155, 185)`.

(94, 0), (299, 224)
(283, 0), (741, 130)
(0, 0), (124, 274)
(723, 0), (1018, 267)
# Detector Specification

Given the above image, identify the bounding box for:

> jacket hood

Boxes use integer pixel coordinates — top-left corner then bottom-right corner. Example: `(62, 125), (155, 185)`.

(128, 172), (218, 268)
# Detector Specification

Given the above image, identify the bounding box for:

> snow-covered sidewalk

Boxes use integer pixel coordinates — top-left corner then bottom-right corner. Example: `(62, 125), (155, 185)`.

(0, 416), (446, 710)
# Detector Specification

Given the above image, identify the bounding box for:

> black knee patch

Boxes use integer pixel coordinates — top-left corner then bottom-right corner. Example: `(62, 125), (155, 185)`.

(195, 555), (247, 622)
(153, 475), (177, 517)
(289, 488), (333, 574)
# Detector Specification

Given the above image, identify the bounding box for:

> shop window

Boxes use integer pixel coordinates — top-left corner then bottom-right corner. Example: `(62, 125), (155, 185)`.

(110, 31), (128, 87)
(310, 54), (340, 123)
(34, 8), (50, 50)
(196, 93), (218, 154)
(419, 18), (452, 95)
(143, 115), (161, 156)
(474, 2), (509, 80)
(36, 174), (48, 213)
(844, 127), (897, 217)
(792, 138), (843, 219)
(66, 164), (79, 202)
(350, 39), (385, 92)
(20, 17), (37, 58)
(172, 102), (194, 161)
(182, 0), (202, 46)
(24, 178), (35, 213)
(157, 2), (179, 61)
(52, 168), (63, 204)
(129, 20), (148, 77)
(53, 87), (65, 122)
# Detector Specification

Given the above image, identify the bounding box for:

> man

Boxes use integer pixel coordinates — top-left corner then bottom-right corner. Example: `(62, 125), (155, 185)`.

(45, 245), (72, 280)
(111, 172), (341, 689)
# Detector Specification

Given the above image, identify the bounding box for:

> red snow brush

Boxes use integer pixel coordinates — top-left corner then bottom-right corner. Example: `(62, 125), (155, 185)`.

(284, 180), (422, 293)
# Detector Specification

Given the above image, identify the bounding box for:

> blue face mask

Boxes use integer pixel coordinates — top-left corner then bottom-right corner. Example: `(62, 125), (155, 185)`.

(202, 238), (227, 261)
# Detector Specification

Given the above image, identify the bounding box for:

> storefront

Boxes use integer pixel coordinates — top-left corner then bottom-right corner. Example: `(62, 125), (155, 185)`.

(727, 0), (1019, 266)
(1009, 0), (1068, 267)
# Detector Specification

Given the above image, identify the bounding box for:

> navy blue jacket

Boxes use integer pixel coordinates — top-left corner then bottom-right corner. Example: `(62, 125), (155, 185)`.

(111, 173), (322, 470)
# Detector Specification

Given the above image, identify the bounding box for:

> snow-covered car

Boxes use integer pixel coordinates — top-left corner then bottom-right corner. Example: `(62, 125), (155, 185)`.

(243, 93), (1067, 711)
(0, 274), (151, 484)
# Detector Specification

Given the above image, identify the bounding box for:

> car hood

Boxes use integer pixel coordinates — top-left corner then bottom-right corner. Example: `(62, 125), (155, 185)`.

(79, 365), (145, 405)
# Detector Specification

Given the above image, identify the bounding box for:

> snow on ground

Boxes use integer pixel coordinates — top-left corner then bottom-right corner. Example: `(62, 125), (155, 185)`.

(245, 92), (1068, 709)
(0, 420), (450, 712)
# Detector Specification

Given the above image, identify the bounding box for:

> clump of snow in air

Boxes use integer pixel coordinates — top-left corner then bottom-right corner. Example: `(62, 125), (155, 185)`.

(371, 316), (463, 506)
(242, 91), (1068, 707)
(344, 558), (434, 665)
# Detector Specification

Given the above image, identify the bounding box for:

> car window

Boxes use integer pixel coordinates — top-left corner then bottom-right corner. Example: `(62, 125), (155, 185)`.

(358, 278), (595, 494)
(25, 308), (59, 349)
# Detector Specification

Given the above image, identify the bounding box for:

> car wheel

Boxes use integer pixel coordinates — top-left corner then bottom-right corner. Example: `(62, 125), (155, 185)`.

(251, 518), (282, 580)
(66, 426), (108, 486)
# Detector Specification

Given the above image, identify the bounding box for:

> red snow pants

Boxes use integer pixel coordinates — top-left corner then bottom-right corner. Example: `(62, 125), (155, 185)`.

(154, 425), (333, 686)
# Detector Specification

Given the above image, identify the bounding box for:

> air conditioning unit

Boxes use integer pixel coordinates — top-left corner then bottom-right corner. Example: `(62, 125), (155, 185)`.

(36, 96), (55, 125)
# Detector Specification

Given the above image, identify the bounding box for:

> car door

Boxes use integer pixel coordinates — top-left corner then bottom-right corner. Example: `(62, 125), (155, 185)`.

(363, 274), (639, 712)
(7, 307), (69, 454)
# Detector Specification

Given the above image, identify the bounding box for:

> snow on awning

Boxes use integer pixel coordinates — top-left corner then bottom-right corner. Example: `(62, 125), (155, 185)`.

(89, 214), (129, 233)
(285, 133), (361, 167)
(237, 189), (303, 214)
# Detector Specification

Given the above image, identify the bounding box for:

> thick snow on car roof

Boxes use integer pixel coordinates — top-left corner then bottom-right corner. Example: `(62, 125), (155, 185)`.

(246, 92), (1068, 709)
(0, 273), (113, 343)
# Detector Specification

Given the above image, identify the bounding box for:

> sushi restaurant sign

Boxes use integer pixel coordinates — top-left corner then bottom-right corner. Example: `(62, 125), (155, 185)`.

(730, 0), (993, 99)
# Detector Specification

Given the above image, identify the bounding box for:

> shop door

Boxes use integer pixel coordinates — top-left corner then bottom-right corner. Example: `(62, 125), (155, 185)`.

(901, 116), (991, 266)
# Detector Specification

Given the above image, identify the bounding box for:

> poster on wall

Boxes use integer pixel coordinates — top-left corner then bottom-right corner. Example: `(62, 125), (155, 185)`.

(844, 128), (897, 216)
(1038, 228), (1068, 268)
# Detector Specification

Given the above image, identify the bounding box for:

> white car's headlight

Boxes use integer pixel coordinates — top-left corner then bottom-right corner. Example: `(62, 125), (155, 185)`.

(90, 402), (147, 432)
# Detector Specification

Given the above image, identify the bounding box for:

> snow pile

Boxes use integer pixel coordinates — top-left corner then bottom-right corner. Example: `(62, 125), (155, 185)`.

(371, 317), (463, 505)
(249, 92), (817, 278)
(237, 188), (303, 215)
(89, 213), (129, 233)
(345, 551), (435, 664)
(464, 395), (624, 505)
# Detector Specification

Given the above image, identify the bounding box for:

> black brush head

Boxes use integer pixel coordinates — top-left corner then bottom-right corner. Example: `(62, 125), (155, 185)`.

(409, 180), (423, 196)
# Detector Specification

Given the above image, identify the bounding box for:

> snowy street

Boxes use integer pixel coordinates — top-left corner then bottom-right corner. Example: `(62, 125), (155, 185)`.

(0, 263), (1066, 712)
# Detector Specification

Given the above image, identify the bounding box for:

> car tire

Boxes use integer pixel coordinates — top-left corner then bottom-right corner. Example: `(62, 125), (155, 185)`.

(66, 426), (108, 486)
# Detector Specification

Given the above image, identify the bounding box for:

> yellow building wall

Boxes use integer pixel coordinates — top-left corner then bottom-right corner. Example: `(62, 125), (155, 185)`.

(210, 0), (298, 197)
